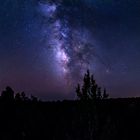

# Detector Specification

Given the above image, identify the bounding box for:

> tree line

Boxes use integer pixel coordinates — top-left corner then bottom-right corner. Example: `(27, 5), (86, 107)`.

(0, 86), (38, 102)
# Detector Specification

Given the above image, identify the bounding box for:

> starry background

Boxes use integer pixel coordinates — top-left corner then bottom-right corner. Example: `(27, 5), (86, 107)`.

(0, 0), (140, 100)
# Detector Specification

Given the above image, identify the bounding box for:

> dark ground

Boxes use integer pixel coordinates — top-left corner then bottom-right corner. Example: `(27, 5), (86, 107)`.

(0, 98), (140, 140)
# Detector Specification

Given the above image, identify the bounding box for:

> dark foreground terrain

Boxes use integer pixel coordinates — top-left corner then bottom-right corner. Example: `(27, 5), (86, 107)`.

(0, 98), (140, 140)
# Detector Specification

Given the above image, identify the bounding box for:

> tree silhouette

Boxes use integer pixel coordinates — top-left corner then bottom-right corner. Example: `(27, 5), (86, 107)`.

(1, 86), (14, 101)
(76, 70), (109, 100)
(103, 88), (109, 99)
(97, 87), (102, 99)
(20, 92), (30, 101)
(76, 70), (90, 101)
(79, 70), (90, 100)
(76, 84), (82, 99)
(31, 95), (38, 102)
(15, 93), (22, 102)
(90, 74), (98, 100)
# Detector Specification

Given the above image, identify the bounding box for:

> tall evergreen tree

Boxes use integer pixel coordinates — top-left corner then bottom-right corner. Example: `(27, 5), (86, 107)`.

(103, 88), (109, 99)
(76, 84), (82, 99)
(90, 75), (98, 100)
(76, 70), (109, 100)
(97, 87), (102, 99)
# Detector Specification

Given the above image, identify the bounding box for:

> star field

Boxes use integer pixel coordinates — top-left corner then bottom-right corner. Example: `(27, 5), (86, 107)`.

(0, 0), (140, 100)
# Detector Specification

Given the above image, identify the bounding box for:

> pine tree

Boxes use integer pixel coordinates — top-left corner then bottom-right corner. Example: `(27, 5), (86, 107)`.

(76, 84), (82, 99)
(81, 70), (91, 100)
(76, 70), (109, 101)
(103, 88), (109, 99)
(90, 75), (98, 100)
(97, 87), (102, 99)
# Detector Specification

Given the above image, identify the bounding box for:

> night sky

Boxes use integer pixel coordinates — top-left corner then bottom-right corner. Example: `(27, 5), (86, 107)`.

(0, 0), (140, 100)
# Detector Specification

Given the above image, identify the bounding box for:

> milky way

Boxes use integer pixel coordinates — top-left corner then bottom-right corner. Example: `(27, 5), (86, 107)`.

(38, 0), (100, 86)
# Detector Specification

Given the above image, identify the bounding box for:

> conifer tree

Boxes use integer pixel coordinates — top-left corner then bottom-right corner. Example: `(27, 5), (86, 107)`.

(76, 70), (109, 100)
(103, 88), (109, 99)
